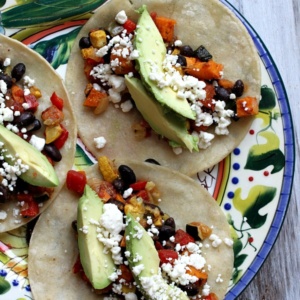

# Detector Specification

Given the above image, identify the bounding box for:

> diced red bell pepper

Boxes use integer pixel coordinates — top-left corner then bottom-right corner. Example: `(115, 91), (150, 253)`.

(130, 181), (147, 191)
(136, 189), (149, 201)
(174, 229), (195, 246)
(66, 170), (87, 195)
(155, 240), (164, 250)
(73, 255), (83, 274)
(24, 94), (39, 112)
(50, 92), (64, 110)
(123, 19), (136, 34)
(150, 12), (157, 21)
(18, 194), (39, 217)
(53, 124), (69, 149)
(158, 249), (178, 264)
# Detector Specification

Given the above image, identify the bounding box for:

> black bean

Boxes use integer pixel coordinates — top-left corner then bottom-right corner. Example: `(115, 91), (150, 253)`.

(232, 79), (244, 97)
(112, 177), (126, 193)
(194, 45), (212, 62)
(0, 185), (9, 203)
(166, 45), (174, 54)
(180, 45), (194, 57)
(26, 119), (42, 132)
(179, 283), (199, 296)
(164, 217), (176, 229)
(0, 73), (13, 89)
(71, 220), (78, 232)
(34, 191), (50, 203)
(118, 165), (136, 188)
(145, 158), (160, 165)
(215, 86), (230, 101)
(14, 111), (35, 127)
(26, 217), (39, 244)
(43, 144), (62, 162)
(79, 36), (91, 49)
(11, 63), (26, 81)
(159, 225), (176, 241)
(176, 55), (187, 67)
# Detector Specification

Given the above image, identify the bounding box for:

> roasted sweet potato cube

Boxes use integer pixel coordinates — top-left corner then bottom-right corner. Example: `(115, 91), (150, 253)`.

(236, 96), (259, 117)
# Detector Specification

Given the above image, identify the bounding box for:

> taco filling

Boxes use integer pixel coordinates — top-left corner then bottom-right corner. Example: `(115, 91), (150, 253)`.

(0, 35), (76, 231)
(62, 156), (232, 300)
(66, 0), (261, 175)
(78, 6), (258, 153)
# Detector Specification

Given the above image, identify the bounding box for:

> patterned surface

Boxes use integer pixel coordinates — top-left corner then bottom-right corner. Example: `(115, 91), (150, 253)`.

(0, 0), (294, 299)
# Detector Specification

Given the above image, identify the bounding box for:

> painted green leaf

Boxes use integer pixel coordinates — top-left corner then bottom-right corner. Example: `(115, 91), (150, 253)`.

(234, 254), (247, 269)
(245, 131), (285, 174)
(259, 85), (276, 111)
(233, 185), (277, 229)
(229, 224), (243, 256)
(0, 277), (10, 295)
(231, 268), (243, 284)
(0, 0), (6, 8)
(1, 0), (107, 28)
(74, 144), (94, 169)
(32, 27), (81, 69)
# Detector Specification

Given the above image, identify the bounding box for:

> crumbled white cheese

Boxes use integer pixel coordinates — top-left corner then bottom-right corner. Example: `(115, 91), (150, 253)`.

(120, 100), (133, 112)
(23, 75), (35, 87)
(224, 237), (234, 247)
(115, 10), (128, 24)
(29, 135), (45, 151)
(172, 147), (183, 155)
(3, 58), (11, 67)
(209, 233), (223, 248)
(0, 210), (7, 220)
(94, 136), (107, 149)
(123, 187), (133, 199)
(97, 203), (125, 264)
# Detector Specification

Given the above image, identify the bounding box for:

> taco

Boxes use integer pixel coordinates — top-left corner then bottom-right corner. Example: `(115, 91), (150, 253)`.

(0, 35), (77, 232)
(65, 0), (261, 176)
(28, 159), (234, 300)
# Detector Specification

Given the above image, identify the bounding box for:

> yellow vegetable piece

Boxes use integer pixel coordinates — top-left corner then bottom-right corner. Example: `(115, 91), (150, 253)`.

(45, 124), (63, 144)
(98, 156), (119, 183)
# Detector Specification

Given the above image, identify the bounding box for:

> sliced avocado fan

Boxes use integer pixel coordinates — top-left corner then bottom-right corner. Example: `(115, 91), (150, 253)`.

(134, 5), (196, 121)
(125, 76), (199, 152)
(125, 213), (189, 300)
(0, 124), (59, 187)
(77, 185), (115, 290)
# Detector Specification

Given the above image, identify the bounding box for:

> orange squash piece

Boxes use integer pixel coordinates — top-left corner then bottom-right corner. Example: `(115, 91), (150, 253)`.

(236, 96), (258, 117)
(83, 88), (107, 108)
(154, 16), (176, 43)
(185, 57), (224, 81)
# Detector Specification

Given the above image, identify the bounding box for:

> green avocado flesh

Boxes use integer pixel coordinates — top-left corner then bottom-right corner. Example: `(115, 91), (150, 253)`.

(0, 124), (59, 187)
(125, 76), (199, 152)
(77, 185), (115, 290)
(125, 213), (189, 299)
(134, 5), (195, 120)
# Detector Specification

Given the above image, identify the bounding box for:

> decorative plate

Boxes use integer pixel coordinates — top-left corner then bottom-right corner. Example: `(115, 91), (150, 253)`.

(0, 0), (294, 299)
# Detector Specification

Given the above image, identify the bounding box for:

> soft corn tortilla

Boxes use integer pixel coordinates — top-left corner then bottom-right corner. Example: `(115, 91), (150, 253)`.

(0, 35), (77, 232)
(66, 0), (261, 176)
(28, 161), (233, 300)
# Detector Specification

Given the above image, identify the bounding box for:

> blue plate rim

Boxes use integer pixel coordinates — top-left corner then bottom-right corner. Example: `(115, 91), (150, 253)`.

(221, 1), (295, 299)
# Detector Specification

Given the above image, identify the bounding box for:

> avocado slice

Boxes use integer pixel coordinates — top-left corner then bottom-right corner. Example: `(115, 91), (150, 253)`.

(77, 185), (115, 290)
(125, 213), (189, 299)
(125, 76), (199, 152)
(134, 6), (195, 120)
(0, 124), (59, 187)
